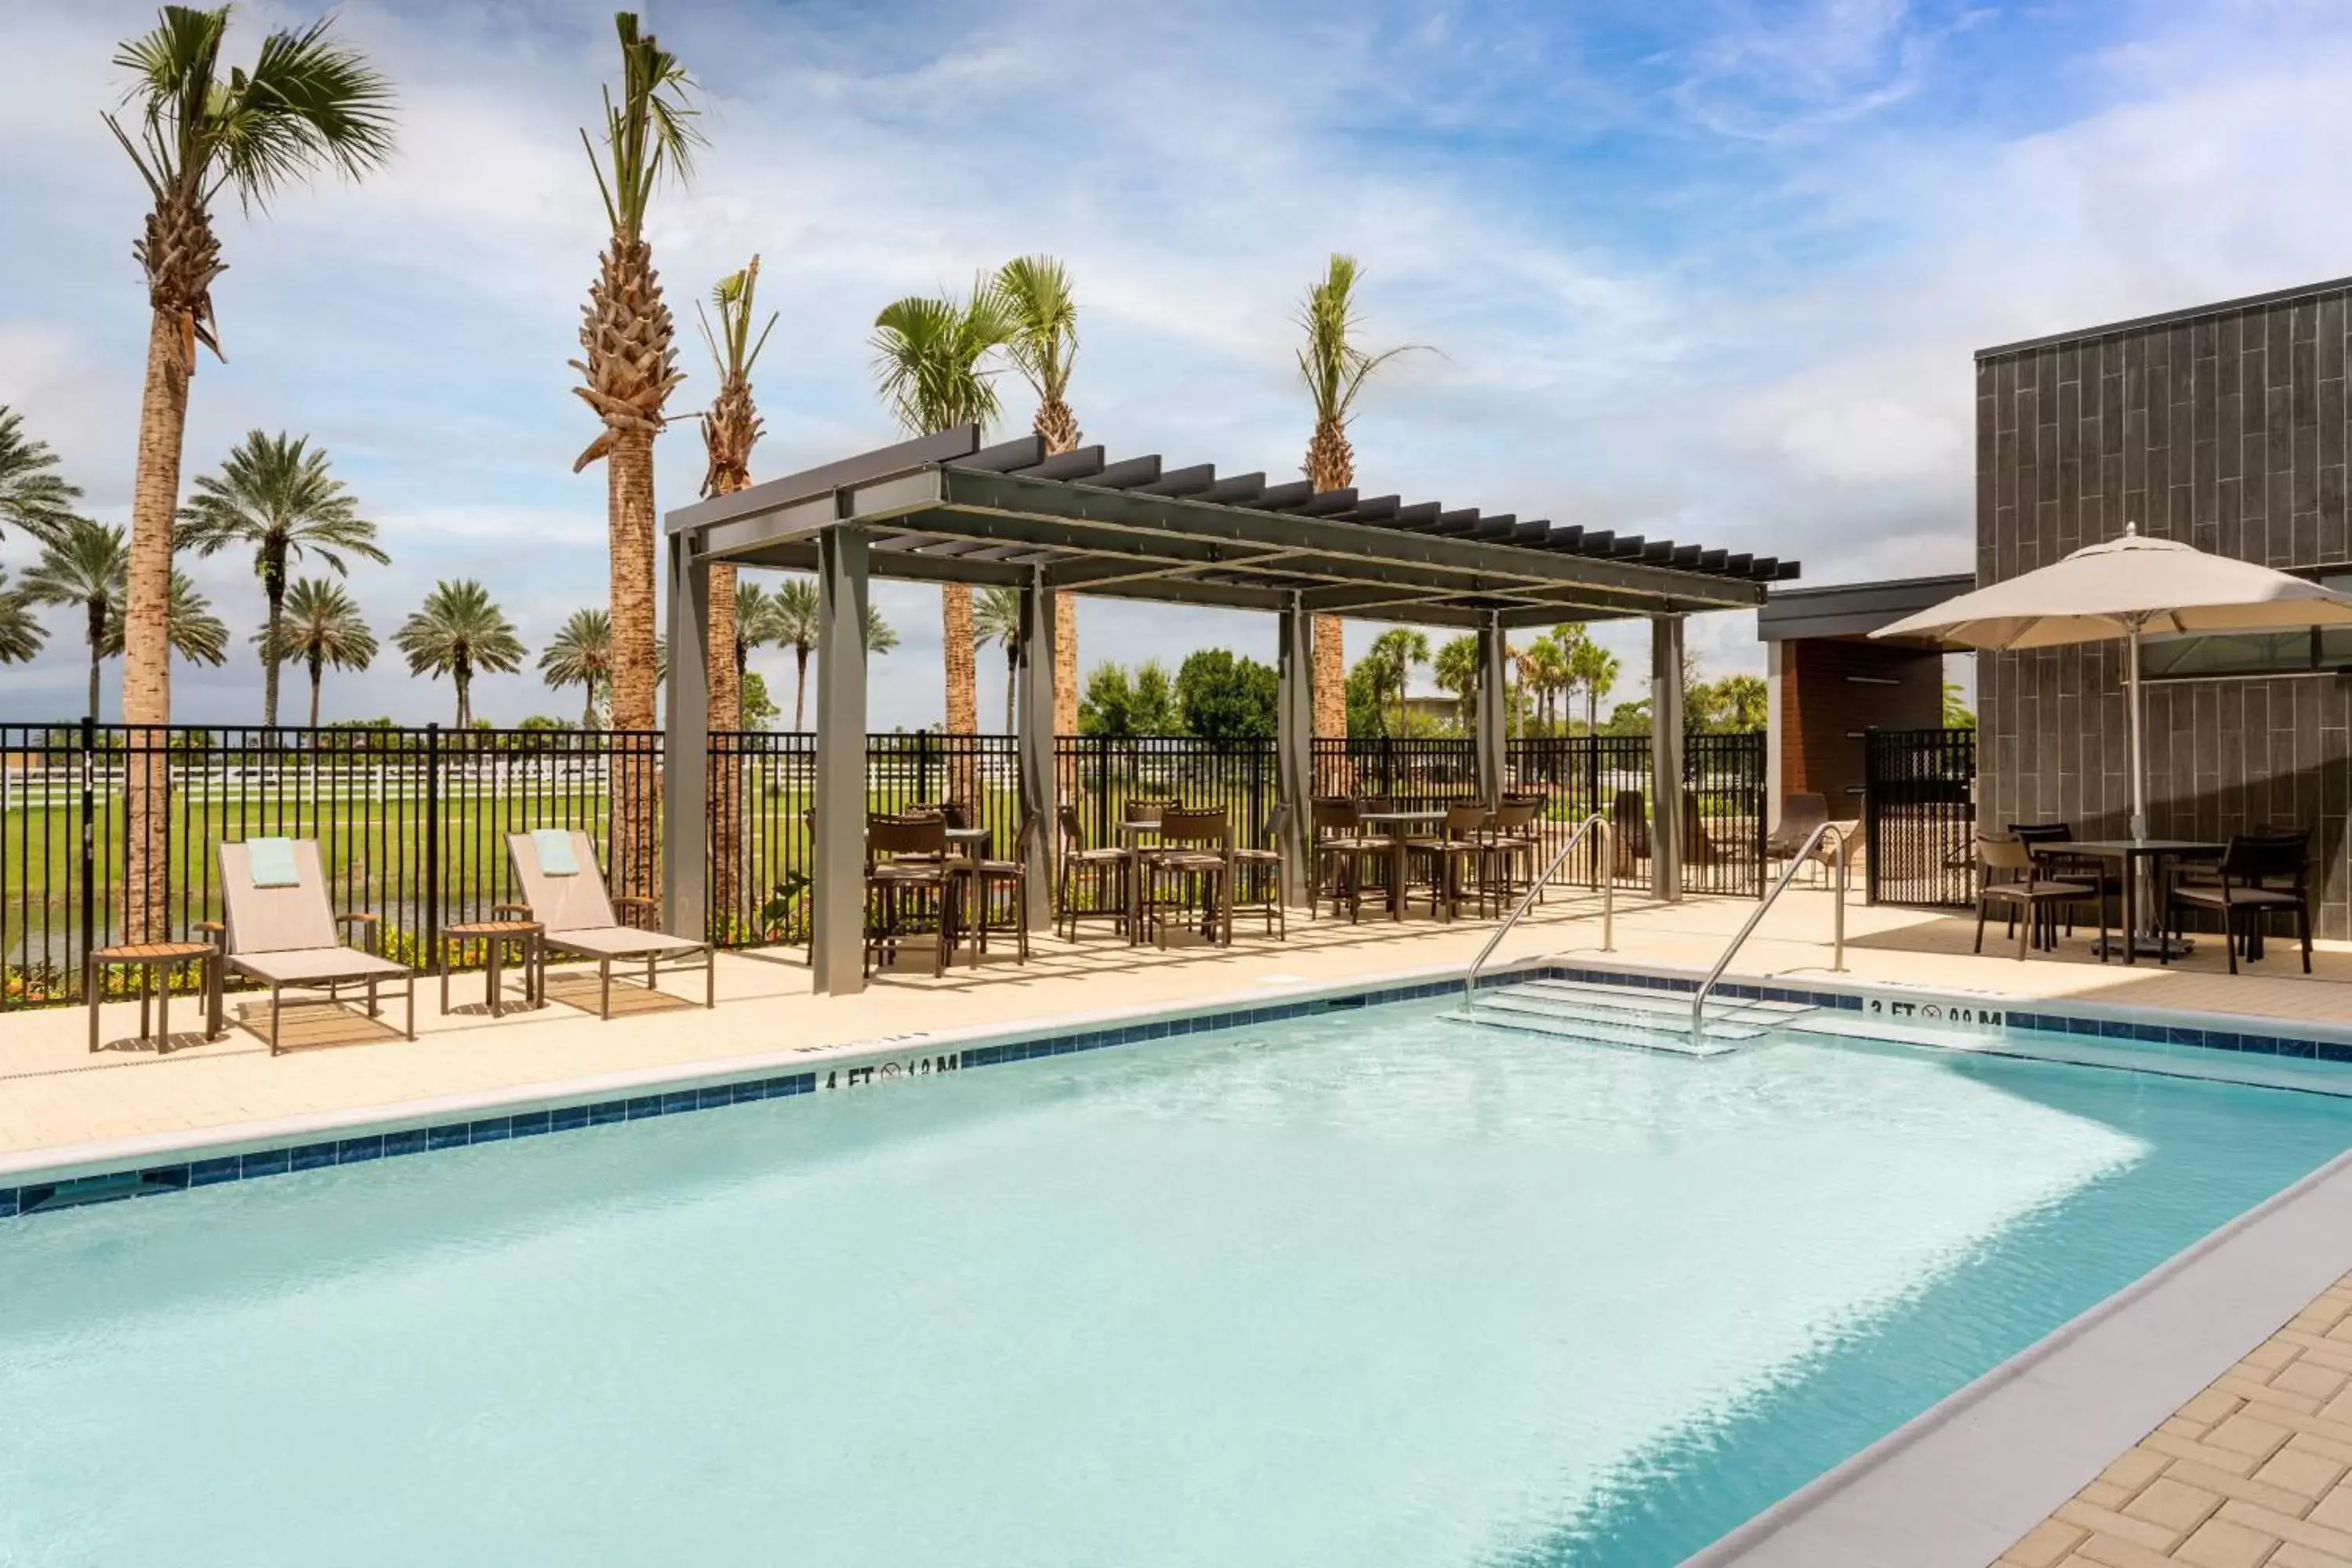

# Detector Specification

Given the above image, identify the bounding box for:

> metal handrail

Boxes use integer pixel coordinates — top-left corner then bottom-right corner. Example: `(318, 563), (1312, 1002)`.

(1463, 814), (1613, 1009)
(1689, 822), (1848, 1047)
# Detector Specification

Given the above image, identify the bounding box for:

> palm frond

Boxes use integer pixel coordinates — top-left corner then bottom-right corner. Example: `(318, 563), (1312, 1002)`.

(993, 254), (1079, 404)
(583, 11), (702, 241)
(870, 286), (1009, 437)
(0, 406), (85, 547)
(1294, 252), (1430, 426)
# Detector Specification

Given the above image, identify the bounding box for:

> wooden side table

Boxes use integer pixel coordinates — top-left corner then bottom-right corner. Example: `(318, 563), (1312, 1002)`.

(439, 921), (543, 1018)
(89, 942), (221, 1054)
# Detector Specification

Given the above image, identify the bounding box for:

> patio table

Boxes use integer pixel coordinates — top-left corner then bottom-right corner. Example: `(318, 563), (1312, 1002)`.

(2031, 838), (2221, 964)
(1358, 808), (1454, 920)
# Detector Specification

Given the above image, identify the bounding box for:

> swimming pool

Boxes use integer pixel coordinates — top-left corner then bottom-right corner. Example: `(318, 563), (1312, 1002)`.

(4, 996), (2349, 1566)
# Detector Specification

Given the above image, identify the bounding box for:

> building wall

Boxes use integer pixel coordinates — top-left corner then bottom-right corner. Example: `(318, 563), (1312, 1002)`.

(1773, 638), (1942, 817)
(1977, 281), (2352, 936)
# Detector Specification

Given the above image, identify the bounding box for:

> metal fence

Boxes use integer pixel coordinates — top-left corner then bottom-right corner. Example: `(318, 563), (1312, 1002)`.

(1864, 726), (1978, 908)
(1, 723), (1766, 1010)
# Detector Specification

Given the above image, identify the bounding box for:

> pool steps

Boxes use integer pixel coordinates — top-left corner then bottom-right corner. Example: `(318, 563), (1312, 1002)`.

(1451, 978), (1817, 1057)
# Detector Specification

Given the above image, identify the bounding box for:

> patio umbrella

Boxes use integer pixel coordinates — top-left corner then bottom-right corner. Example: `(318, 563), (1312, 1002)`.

(1872, 524), (2352, 840)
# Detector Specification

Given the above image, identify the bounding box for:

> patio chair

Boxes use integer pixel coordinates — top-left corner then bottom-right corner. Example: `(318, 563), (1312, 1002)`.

(1767, 793), (1830, 884)
(1409, 802), (1503, 922)
(2007, 822), (2113, 945)
(1973, 834), (2098, 960)
(1138, 807), (1232, 948)
(505, 831), (717, 1018)
(1227, 802), (1289, 940)
(1054, 804), (1131, 942)
(1610, 789), (1650, 879)
(1480, 796), (1546, 904)
(864, 815), (960, 978)
(218, 837), (415, 1054)
(1310, 797), (1385, 924)
(2166, 830), (2312, 975)
(968, 815), (1039, 964)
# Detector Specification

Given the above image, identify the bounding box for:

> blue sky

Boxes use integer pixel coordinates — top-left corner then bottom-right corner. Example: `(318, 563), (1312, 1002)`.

(5, 0), (2352, 726)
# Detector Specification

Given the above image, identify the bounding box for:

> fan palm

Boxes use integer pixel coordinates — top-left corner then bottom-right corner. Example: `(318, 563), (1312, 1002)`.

(1521, 630), (1570, 733)
(1433, 633), (1480, 734)
(539, 607), (615, 728)
(759, 579), (816, 731)
(1296, 255), (1427, 741)
(396, 580), (523, 728)
(24, 520), (226, 719)
(263, 576), (373, 727)
(0, 407), (82, 547)
(992, 255), (1083, 738)
(1365, 626), (1430, 737)
(872, 285), (1012, 750)
(177, 429), (386, 726)
(571, 11), (699, 894)
(0, 572), (47, 665)
(1566, 629), (1620, 734)
(973, 585), (1023, 734)
(695, 255), (778, 736)
(105, 3), (392, 937)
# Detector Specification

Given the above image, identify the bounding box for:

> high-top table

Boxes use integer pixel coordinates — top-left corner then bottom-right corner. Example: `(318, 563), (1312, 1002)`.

(2031, 838), (2221, 964)
(1357, 809), (1452, 920)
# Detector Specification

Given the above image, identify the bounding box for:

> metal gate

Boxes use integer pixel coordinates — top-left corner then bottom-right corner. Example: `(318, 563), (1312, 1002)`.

(1864, 727), (1977, 907)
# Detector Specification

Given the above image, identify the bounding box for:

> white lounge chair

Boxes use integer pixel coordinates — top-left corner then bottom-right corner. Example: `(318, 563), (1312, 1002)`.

(219, 838), (415, 1054)
(504, 830), (716, 1019)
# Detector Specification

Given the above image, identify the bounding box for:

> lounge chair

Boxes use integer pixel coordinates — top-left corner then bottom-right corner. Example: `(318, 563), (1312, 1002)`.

(504, 830), (716, 1018)
(219, 837), (415, 1054)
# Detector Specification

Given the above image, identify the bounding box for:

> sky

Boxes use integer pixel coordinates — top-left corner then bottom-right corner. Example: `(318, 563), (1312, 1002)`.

(5, 0), (2352, 728)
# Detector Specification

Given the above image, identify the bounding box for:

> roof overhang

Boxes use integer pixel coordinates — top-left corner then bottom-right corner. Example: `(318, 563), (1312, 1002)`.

(666, 425), (1795, 626)
(1757, 573), (1974, 646)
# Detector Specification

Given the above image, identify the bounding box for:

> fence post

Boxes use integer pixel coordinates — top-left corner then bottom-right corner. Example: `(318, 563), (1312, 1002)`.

(1863, 726), (1880, 906)
(423, 722), (441, 956)
(78, 717), (95, 1004)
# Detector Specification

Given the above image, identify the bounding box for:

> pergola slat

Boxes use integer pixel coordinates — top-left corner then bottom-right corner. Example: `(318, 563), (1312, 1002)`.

(1134, 463), (1218, 497)
(1092, 455), (1164, 489)
(1018, 445), (1106, 481)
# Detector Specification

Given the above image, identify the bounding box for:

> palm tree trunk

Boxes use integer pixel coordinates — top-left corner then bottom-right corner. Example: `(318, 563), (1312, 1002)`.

(942, 584), (978, 805)
(583, 683), (597, 729)
(1313, 615), (1346, 739)
(122, 310), (189, 942)
(1051, 593), (1078, 739)
(455, 662), (471, 730)
(793, 648), (810, 732)
(85, 601), (103, 724)
(706, 562), (740, 732)
(607, 425), (661, 903)
(1005, 648), (1017, 735)
(308, 655), (324, 729)
(260, 543), (286, 728)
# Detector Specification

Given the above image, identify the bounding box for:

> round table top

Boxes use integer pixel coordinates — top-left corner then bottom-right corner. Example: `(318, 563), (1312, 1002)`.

(1359, 808), (1452, 824)
(92, 941), (214, 962)
(442, 920), (543, 937)
(944, 826), (991, 840)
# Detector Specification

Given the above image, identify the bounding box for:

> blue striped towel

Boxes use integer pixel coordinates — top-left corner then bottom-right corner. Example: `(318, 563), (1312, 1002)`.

(246, 837), (300, 888)
(532, 829), (579, 877)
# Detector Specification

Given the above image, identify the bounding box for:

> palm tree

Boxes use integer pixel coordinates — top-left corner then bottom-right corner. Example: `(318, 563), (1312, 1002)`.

(23, 521), (225, 719)
(1433, 633), (1480, 734)
(1366, 626), (1431, 737)
(396, 580), (523, 728)
(973, 586), (1023, 733)
(0, 407), (82, 547)
(1521, 631), (1570, 734)
(1567, 630), (1620, 735)
(695, 256), (777, 733)
(104, 4), (392, 939)
(571, 11), (699, 897)
(993, 255), (1084, 737)
(264, 577), (373, 727)
(1296, 255), (1426, 742)
(871, 285), (1012, 764)
(0, 572), (47, 665)
(177, 430), (386, 726)
(539, 608), (614, 728)
(862, 605), (898, 659)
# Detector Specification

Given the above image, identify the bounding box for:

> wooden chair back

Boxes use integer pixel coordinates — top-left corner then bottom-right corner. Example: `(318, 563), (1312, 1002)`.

(1977, 833), (2032, 874)
(1443, 802), (1492, 839)
(1156, 808), (1229, 850)
(868, 815), (948, 863)
(1312, 797), (1362, 836)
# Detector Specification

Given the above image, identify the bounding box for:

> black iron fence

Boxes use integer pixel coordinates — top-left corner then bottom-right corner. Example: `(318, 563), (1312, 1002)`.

(1864, 726), (1978, 908)
(0, 723), (1766, 1009)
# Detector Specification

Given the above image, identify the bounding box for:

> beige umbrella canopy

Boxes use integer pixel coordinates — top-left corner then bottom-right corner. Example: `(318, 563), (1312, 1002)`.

(1875, 524), (2352, 838)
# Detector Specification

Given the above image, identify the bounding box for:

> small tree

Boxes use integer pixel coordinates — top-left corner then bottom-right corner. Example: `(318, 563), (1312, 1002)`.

(1174, 649), (1278, 742)
(397, 580), (523, 728)
(1432, 634), (1479, 734)
(264, 576), (374, 728)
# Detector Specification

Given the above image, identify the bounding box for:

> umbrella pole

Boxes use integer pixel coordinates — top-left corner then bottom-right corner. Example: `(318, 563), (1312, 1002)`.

(2127, 619), (2148, 843)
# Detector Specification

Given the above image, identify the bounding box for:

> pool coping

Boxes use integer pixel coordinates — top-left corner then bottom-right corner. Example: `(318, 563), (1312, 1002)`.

(1680, 1142), (2352, 1568)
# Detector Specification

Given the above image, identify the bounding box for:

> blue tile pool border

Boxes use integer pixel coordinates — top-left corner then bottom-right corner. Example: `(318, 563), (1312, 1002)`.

(4, 960), (2347, 1222)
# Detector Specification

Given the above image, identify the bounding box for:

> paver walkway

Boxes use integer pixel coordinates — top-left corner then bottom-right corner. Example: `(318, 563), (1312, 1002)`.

(1995, 1272), (2352, 1568)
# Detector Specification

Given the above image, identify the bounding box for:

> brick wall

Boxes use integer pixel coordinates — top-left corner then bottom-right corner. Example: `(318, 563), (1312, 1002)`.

(1778, 638), (1941, 811)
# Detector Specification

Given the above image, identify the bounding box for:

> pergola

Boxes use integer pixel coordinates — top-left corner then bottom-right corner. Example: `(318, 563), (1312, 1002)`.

(659, 423), (1795, 993)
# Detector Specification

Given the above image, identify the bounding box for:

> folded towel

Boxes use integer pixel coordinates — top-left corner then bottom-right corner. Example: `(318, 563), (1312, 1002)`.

(246, 837), (301, 888)
(532, 829), (580, 877)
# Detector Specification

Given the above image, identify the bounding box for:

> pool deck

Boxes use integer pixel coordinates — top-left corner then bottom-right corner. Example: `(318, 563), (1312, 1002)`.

(11, 884), (2352, 1566)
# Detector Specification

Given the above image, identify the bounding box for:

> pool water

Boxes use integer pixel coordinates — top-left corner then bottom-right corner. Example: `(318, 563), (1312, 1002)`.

(4, 1003), (2349, 1566)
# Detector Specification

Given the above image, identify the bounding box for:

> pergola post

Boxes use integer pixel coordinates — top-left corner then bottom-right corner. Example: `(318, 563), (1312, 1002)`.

(1650, 613), (1686, 902)
(1015, 567), (1054, 930)
(811, 526), (870, 993)
(1475, 612), (1508, 808)
(1276, 595), (1315, 906)
(661, 533), (710, 941)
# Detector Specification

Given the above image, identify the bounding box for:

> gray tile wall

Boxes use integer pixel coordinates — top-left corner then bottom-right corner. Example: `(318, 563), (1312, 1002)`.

(1977, 286), (2352, 937)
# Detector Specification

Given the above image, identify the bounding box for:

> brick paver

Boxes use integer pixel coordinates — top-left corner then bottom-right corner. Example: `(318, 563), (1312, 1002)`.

(1994, 1274), (2352, 1567)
